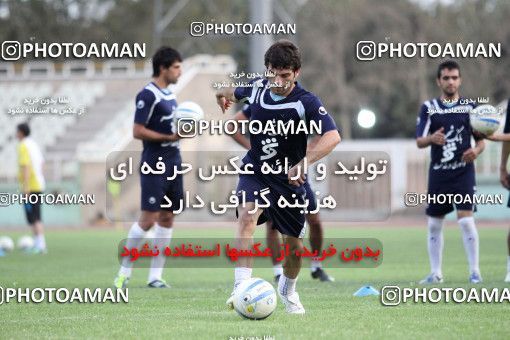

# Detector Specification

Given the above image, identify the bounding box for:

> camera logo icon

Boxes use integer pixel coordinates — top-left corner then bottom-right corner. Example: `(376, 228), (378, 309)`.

(190, 22), (205, 37)
(356, 41), (376, 61)
(381, 286), (401, 306)
(1, 41), (21, 61)
(404, 193), (419, 207)
(177, 118), (198, 138)
(0, 193), (11, 206)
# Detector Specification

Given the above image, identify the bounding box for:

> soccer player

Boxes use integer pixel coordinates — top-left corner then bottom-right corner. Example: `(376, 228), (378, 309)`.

(479, 99), (510, 282)
(16, 123), (47, 254)
(216, 40), (341, 314)
(114, 47), (182, 289)
(231, 106), (335, 282)
(416, 60), (485, 284)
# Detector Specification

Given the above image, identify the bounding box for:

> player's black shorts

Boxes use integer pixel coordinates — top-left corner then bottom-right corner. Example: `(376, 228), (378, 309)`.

(140, 157), (184, 213)
(426, 167), (476, 217)
(24, 192), (42, 224)
(236, 171), (307, 238)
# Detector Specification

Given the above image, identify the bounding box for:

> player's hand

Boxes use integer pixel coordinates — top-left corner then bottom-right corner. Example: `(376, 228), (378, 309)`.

(485, 132), (502, 141)
(166, 133), (182, 142)
(430, 127), (446, 145)
(500, 169), (510, 189)
(288, 162), (306, 187)
(216, 93), (233, 113)
(461, 148), (479, 163)
(472, 130), (488, 140)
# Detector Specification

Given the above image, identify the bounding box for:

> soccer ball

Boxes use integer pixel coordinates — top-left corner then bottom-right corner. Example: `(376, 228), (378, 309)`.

(17, 235), (34, 250)
(173, 101), (204, 137)
(470, 104), (501, 136)
(0, 236), (14, 252)
(233, 278), (277, 320)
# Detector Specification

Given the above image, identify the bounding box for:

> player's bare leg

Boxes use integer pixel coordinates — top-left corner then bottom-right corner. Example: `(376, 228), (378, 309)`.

(420, 214), (445, 284)
(226, 204), (263, 309)
(147, 211), (174, 288)
(308, 213), (334, 281)
(266, 220), (283, 283)
(114, 210), (158, 288)
(505, 229), (510, 282)
(31, 220), (47, 253)
(457, 210), (482, 283)
(275, 235), (305, 314)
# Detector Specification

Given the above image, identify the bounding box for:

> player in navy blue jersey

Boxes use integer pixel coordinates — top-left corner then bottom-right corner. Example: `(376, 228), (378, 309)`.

(479, 99), (510, 282)
(231, 105), (335, 283)
(416, 60), (485, 284)
(114, 46), (183, 289)
(216, 40), (341, 314)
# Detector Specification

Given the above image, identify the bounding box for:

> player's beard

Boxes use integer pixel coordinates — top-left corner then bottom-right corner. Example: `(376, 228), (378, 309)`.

(442, 86), (457, 98)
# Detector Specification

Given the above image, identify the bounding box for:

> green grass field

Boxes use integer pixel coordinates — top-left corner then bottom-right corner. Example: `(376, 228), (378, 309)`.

(0, 225), (509, 339)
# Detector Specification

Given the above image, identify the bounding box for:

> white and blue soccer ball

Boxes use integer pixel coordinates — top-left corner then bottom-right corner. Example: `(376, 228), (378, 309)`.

(17, 235), (34, 251)
(233, 278), (277, 320)
(172, 101), (204, 137)
(470, 104), (501, 136)
(0, 236), (15, 252)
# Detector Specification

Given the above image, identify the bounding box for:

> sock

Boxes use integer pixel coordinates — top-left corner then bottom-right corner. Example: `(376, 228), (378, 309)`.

(458, 216), (480, 275)
(234, 267), (252, 289)
(273, 264), (283, 277)
(427, 216), (444, 277)
(507, 256), (510, 273)
(34, 234), (46, 250)
(148, 224), (173, 283)
(118, 222), (146, 277)
(310, 260), (322, 272)
(278, 274), (297, 296)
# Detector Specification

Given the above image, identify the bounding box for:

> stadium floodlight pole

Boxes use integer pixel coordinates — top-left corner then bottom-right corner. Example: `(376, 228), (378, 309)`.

(249, 0), (274, 73)
(152, 0), (190, 52)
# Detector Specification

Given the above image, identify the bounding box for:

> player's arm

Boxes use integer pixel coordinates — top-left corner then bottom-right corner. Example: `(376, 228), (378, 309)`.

(230, 110), (251, 149)
(500, 141), (510, 189)
(416, 128), (446, 148)
(415, 103), (445, 148)
(289, 98), (341, 186)
(216, 79), (255, 113)
(305, 130), (341, 164)
(133, 89), (179, 142)
(132, 123), (179, 142)
(485, 133), (510, 142)
(498, 107), (510, 188)
(289, 130), (341, 186)
(307, 135), (320, 152)
(462, 138), (485, 163)
(215, 87), (237, 113)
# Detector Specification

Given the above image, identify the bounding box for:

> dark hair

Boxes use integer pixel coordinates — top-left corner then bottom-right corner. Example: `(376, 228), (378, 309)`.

(17, 123), (30, 137)
(152, 46), (182, 77)
(437, 60), (460, 79)
(264, 40), (301, 71)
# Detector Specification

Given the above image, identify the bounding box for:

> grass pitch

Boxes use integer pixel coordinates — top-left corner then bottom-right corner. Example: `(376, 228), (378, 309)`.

(0, 225), (509, 339)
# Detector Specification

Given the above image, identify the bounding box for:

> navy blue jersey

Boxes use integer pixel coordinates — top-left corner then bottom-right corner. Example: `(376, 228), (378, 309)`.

(234, 79), (337, 170)
(134, 82), (179, 162)
(416, 97), (479, 173)
(241, 103), (251, 118)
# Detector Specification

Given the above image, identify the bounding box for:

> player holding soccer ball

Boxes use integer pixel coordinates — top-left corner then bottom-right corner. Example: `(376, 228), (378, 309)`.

(216, 40), (341, 314)
(231, 105), (335, 283)
(114, 47), (182, 289)
(477, 100), (510, 282)
(415, 60), (485, 284)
